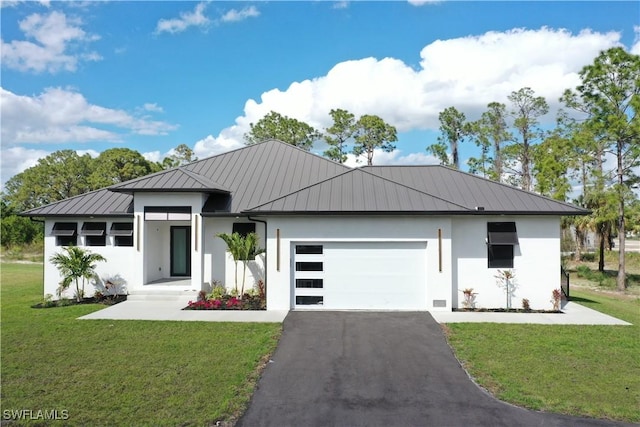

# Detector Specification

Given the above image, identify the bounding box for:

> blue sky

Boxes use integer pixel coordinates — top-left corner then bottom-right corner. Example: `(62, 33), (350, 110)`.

(1, 1), (639, 188)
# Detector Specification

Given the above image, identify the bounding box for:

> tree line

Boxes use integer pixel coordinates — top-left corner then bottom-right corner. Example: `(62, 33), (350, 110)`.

(1, 144), (197, 248)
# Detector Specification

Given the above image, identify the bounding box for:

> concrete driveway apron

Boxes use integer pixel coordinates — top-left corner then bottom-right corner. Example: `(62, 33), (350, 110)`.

(238, 312), (633, 427)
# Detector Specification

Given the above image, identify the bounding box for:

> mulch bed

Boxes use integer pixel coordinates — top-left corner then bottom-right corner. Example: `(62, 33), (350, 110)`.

(32, 295), (127, 309)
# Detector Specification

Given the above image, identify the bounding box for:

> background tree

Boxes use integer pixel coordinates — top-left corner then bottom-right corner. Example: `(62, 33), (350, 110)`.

(50, 246), (106, 302)
(0, 199), (43, 247)
(89, 148), (161, 188)
(4, 150), (94, 211)
(562, 47), (640, 289)
(427, 106), (468, 169)
(161, 144), (198, 169)
(468, 102), (511, 181)
(503, 87), (549, 191)
(244, 111), (320, 151)
(323, 108), (356, 163)
(352, 114), (397, 165)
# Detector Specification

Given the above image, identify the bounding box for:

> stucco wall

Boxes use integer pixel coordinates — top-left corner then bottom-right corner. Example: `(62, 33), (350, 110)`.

(451, 216), (561, 310)
(264, 216), (453, 311)
(203, 217), (266, 294)
(44, 218), (135, 299)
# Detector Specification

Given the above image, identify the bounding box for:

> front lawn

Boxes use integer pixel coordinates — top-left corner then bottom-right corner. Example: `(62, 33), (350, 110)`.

(445, 289), (640, 423)
(0, 263), (281, 426)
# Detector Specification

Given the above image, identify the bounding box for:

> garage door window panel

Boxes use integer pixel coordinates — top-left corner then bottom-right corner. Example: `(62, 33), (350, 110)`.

(295, 245), (323, 254)
(296, 279), (323, 288)
(296, 296), (323, 305)
(295, 262), (323, 272)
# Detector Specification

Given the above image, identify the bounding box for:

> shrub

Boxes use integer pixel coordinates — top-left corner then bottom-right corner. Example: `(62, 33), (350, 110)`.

(521, 298), (531, 311)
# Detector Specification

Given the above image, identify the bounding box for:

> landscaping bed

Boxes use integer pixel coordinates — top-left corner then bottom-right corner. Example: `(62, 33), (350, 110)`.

(453, 308), (561, 313)
(32, 294), (127, 308)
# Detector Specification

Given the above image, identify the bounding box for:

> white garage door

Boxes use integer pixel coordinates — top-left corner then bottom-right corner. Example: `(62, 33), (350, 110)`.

(293, 241), (427, 310)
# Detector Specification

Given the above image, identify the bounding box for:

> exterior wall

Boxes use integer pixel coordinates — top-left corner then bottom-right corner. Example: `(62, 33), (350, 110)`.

(451, 216), (561, 310)
(203, 217), (265, 294)
(44, 218), (135, 299)
(263, 216), (453, 311)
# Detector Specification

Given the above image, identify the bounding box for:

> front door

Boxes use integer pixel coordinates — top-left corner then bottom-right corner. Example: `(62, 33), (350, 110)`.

(170, 226), (191, 277)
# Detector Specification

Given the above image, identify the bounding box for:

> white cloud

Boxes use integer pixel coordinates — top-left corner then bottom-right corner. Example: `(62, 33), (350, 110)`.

(631, 25), (640, 56)
(332, 2), (349, 10)
(155, 2), (210, 34)
(0, 87), (178, 144)
(220, 6), (260, 23)
(343, 149), (439, 167)
(407, 0), (441, 6)
(0, 146), (49, 189)
(0, 10), (101, 73)
(0, 1), (50, 8)
(142, 103), (164, 113)
(193, 134), (244, 159)
(142, 151), (162, 163)
(190, 27), (623, 165)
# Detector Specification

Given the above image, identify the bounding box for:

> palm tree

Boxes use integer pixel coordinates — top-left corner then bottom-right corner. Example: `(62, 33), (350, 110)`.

(218, 232), (265, 297)
(239, 232), (265, 297)
(49, 246), (106, 302)
(217, 232), (244, 295)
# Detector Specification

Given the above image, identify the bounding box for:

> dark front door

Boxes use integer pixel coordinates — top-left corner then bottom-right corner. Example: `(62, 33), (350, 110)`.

(170, 226), (191, 277)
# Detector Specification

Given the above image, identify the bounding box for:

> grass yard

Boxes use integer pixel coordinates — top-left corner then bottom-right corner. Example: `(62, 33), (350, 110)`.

(445, 288), (640, 423)
(0, 263), (281, 426)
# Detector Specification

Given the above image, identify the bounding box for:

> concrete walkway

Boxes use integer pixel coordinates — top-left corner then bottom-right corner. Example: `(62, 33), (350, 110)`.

(78, 299), (631, 325)
(430, 301), (632, 325)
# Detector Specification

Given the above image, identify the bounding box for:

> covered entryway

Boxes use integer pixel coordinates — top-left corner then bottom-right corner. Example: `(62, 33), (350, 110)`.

(293, 241), (428, 310)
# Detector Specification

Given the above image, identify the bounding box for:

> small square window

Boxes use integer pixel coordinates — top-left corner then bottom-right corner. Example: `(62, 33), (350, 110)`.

(52, 222), (77, 246)
(111, 223), (134, 247)
(81, 222), (106, 246)
(488, 245), (514, 268)
(232, 222), (256, 237)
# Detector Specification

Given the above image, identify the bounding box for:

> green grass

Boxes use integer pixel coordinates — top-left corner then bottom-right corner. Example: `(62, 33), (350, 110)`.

(1, 263), (281, 426)
(445, 289), (640, 422)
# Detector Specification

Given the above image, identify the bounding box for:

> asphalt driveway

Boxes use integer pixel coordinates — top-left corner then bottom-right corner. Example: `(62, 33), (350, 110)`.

(238, 312), (633, 427)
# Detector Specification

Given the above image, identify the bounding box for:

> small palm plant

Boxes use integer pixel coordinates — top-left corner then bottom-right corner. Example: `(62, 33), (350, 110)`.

(49, 246), (106, 302)
(217, 232), (265, 298)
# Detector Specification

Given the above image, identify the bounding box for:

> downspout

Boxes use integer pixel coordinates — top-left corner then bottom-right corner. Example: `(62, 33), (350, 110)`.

(247, 216), (268, 307)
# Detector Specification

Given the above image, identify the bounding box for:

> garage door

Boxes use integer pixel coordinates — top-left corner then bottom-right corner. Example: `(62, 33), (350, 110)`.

(293, 241), (427, 310)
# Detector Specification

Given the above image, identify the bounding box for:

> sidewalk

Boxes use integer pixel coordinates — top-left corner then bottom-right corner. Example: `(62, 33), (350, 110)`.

(79, 300), (631, 325)
(430, 301), (631, 325)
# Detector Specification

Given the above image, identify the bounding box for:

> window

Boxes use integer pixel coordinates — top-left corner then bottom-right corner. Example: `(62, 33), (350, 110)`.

(295, 262), (323, 272)
(110, 222), (134, 247)
(144, 206), (191, 221)
(232, 222), (256, 237)
(296, 296), (323, 305)
(52, 222), (77, 246)
(487, 222), (517, 268)
(296, 279), (323, 289)
(295, 245), (323, 254)
(81, 222), (106, 246)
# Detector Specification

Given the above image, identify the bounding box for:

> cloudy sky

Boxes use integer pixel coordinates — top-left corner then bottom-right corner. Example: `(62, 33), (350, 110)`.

(1, 1), (639, 188)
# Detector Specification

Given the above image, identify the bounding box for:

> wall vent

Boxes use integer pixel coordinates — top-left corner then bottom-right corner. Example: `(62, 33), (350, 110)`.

(432, 299), (447, 308)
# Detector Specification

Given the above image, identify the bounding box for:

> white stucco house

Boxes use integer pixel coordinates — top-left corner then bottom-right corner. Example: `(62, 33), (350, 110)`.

(24, 139), (587, 311)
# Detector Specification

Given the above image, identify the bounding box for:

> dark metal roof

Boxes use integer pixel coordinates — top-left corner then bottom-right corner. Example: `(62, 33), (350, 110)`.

(22, 188), (133, 217)
(109, 167), (230, 193)
(363, 166), (589, 215)
(187, 139), (349, 214)
(22, 140), (588, 218)
(247, 168), (471, 214)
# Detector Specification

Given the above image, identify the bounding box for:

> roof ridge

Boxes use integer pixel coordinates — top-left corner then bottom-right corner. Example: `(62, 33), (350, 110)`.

(356, 168), (472, 210)
(437, 165), (590, 211)
(186, 139), (351, 171)
(245, 168), (471, 212)
(21, 188), (124, 215)
(178, 167), (231, 192)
